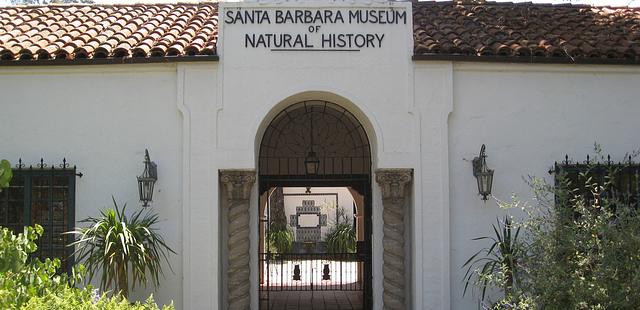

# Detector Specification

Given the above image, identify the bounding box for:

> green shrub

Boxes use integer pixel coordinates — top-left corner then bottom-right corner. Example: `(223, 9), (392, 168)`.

(464, 154), (640, 309)
(325, 222), (356, 254)
(0, 225), (173, 309)
(266, 228), (293, 253)
(325, 207), (356, 254)
(0, 160), (12, 192)
(22, 289), (172, 310)
(0, 225), (77, 308)
(524, 170), (640, 309)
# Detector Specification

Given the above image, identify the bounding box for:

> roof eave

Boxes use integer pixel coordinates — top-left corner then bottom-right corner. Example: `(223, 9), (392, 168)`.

(412, 54), (640, 66)
(0, 55), (219, 66)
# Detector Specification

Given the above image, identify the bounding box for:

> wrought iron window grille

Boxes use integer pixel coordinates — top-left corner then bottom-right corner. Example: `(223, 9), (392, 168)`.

(1, 158), (81, 274)
(550, 154), (640, 211)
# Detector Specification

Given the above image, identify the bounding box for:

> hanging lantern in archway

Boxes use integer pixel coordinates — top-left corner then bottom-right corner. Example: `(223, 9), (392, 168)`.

(305, 150), (320, 175)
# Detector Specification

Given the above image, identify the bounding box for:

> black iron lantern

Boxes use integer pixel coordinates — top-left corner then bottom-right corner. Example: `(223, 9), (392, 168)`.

(304, 150), (320, 175)
(472, 144), (494, 201)
(137, 149), (157, 207)
(304, 110), (320, 175)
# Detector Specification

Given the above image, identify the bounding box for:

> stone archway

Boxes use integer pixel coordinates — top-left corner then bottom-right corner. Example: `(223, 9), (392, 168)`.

(258, 100), (373, 310)
(219, 101), (413, 310)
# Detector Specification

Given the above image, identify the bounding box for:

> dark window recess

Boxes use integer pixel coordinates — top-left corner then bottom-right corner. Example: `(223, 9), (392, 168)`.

(0, 159), (79, 273)
(552, 155), (640, 211)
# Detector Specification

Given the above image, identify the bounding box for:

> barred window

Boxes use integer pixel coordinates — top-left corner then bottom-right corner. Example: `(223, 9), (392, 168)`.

(0, 161), (77, 273)
(552, 155), (640, 211)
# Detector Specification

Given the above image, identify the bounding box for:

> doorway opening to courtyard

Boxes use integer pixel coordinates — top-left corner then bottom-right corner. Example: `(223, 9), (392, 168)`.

(258, 101), (372, 310)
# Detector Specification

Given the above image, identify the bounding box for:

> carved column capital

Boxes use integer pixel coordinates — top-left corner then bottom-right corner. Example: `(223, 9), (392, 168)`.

(375, 168), (413, 205)
(219, 169), (256, 202)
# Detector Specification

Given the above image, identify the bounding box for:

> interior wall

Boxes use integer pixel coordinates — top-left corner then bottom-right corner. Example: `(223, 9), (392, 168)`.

(282, 187), (356, 240)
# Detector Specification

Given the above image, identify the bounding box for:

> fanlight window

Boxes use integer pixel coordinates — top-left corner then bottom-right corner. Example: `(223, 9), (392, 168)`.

(259, 101), (371, 177)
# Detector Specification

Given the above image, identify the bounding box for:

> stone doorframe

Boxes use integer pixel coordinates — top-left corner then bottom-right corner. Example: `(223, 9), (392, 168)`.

(375, 168), (413, 310)
(219, 168), (413, 310)
(220, 169), (256, 310)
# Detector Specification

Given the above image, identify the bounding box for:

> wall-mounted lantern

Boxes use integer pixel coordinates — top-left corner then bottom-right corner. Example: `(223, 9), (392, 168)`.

(472, 144), (494, 201)
(137, 149), (157, 207)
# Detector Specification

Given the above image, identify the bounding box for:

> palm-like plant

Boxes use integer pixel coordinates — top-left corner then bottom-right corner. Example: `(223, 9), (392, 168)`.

(325, 208), (356, 254)
(266, 228), (293, 253)
(68, 197), (175, 298)
(463, 215), (522, 301)
(325, 222), (356, 254)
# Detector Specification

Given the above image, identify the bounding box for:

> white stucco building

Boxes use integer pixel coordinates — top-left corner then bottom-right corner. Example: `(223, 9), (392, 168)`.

(0, 1), (639, 309)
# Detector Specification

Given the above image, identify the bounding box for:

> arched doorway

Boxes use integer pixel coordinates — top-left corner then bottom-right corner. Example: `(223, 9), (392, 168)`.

(258, 100), (372, 310)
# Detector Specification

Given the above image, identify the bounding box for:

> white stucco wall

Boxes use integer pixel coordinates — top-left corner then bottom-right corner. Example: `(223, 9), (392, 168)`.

(1, 6), (639, 310)
(444, 63), (640, 309)
(0, 63), (220, 309)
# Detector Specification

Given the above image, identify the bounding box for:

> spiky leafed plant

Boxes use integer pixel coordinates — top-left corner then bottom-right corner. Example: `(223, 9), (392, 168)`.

(68, 197), (175, 298)
(325, 223), (356, 254)
(325, 208), (356, 254)
(266, 228), (293, 253)
(463, 215), (522, 301)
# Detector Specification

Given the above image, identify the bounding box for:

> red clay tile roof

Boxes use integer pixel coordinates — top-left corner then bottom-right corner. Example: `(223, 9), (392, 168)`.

(1, 2), (639, 64)
(0, 3), (218, 62)
(413, 1), (640, 63)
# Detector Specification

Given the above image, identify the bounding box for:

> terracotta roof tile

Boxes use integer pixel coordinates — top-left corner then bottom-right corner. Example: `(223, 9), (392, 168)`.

(1, 1), (638, 64)
(414, 1), (640, 62)
(0, 2), (218, 62)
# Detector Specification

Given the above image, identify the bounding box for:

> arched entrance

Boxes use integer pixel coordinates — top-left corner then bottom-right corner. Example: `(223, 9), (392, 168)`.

(258, 100), (372, 310)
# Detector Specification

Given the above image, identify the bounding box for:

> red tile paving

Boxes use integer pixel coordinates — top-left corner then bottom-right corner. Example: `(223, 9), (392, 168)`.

(261, 291), (363, 310)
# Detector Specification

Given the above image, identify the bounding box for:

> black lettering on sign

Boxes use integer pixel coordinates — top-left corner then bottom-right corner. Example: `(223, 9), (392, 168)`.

(246, 33), (314, 48)
(274, 9), (345, 24)
(321, 33), (385, 48)
(229, 8), (405, 51)
(348, 9), (406, 24)
(226, 10), (271, 24)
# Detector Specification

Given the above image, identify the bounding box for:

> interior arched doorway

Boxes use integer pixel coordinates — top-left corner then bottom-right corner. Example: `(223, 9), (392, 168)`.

(258, 100), (372, 310)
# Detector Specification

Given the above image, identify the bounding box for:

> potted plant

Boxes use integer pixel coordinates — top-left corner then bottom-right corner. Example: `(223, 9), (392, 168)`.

(266, 227), (293, 254)
(68, 197), (175, 298)
(325, 208), (356, 254)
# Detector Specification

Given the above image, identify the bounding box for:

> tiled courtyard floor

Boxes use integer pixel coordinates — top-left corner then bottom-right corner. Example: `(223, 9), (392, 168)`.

(260, 291), (363, 310)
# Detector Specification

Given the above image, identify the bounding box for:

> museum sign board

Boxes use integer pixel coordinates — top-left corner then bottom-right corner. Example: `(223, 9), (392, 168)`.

(221, 5), (408, 52)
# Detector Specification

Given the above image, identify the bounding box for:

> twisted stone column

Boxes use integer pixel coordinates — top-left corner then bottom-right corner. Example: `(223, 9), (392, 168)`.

(220, 169), (256, 310)
(376, 169), (413, 310)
